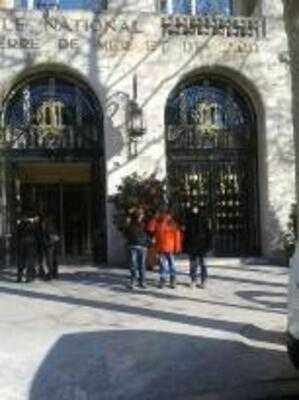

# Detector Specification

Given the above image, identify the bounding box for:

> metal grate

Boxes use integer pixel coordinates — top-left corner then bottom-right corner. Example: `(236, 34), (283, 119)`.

(166, 77), (259, 256)
(4, 76), (102, 155)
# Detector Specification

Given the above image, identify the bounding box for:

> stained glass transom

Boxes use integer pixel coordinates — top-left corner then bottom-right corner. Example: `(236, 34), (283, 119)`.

(15, 0), (106, 10)
(4, 75), (102, 151)
(162, 0), (232, 15)
(166, 78), (254, 150)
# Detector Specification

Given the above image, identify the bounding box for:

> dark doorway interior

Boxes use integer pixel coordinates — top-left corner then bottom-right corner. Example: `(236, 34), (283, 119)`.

(1, 72), (106, 266)
(20, 183), (92, 260)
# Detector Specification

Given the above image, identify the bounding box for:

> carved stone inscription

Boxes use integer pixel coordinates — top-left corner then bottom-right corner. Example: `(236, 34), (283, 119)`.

(0, 13), (261, 53)
(161, 16), (266, 39)
(0, 16), (143, 34)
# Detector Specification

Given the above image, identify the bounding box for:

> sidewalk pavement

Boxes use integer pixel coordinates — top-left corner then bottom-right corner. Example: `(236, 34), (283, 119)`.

(0, 259), (298, 400)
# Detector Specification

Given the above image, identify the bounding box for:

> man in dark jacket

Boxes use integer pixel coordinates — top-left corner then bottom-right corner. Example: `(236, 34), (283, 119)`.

(16, 211), (38, 283)
(184, 210), (211, 289)
(34, 213), (60, 280)
(124, 210), (151, 289)
(44, 216), (60, 279)
(35, 211), (47, 279)
(37, 214), (60, 280)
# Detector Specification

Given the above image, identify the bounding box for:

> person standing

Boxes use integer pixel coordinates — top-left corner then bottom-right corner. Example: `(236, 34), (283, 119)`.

(184, 210), (211, 289)
(148, 208), (182, 289)
(44, 215), (60, 279)
(34, 211), (47, 279)
(16, 211), (38, 283)
(124, 210), (151, 289)
(35, 213), (59, 280)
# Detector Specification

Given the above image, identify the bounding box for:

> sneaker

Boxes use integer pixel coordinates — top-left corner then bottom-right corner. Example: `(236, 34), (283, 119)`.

(197, 281), (206, 289)
(159, 278), (166, 289)
(170, 277), (176, 289)
(139, 281), (147, 289)
(129, 279), (137, 290)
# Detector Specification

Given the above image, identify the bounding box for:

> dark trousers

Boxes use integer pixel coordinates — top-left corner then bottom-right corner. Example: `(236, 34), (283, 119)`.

(129, 246), (147, 283)
(189, 254), (208, 283)
(45, 244), (59, 278)
(17, 240), (36, 281)
(37, 244), (58, 278)
(37, 243), (47, 276)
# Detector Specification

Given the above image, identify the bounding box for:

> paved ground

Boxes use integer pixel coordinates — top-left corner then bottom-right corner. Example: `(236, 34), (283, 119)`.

(0, 259), (298, 400)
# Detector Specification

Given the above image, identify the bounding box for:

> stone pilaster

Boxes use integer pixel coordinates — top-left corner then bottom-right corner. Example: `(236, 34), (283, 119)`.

(284, 0), (299, 269)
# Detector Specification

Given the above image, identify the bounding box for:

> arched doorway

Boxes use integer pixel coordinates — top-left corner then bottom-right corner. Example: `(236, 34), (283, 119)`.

(3, 72), (106, 263)
(165, 75), (260, 256)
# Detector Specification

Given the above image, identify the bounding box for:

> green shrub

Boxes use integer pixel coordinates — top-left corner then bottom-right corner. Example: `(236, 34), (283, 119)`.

(283, 203), (297, 260)
(112, 173), (166, 232)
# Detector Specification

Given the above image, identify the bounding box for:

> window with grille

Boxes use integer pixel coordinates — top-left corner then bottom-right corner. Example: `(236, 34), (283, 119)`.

(15, 0), (107, 10)
(160, 0), (232, 15)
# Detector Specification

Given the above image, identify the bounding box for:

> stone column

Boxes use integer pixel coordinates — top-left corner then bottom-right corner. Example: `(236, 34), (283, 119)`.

(0, 148), (5, 267)
(0, 145), (11, 267)
(284, 0), (299, 279)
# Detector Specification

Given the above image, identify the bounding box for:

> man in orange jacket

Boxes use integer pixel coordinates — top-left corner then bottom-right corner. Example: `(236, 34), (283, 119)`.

(147, 208), (182, 288)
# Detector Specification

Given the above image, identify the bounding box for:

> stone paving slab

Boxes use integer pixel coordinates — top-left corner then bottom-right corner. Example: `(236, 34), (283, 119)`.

(0, 260), (298, 400)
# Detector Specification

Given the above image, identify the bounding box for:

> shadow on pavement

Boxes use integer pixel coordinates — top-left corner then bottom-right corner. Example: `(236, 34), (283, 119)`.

(0, 268), (18, 283)
(58, 268), (287, 289)
(108, 285), (287, 316)
(0, 285), (287, 345)
(236, 290), (287, 310)
(1, 265), (287, 289)
(29, 330), (298, 400)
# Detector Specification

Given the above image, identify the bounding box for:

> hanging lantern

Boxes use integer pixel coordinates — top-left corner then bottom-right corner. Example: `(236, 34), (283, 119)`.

(126, 99), (146, 138)
(126, 74), (146, 139)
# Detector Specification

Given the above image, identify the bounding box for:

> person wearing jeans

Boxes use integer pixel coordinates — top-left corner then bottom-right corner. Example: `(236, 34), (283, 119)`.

(129, 246), (147, 288)
(159, 251), (176, 285)
(124, 210), (151, 289)
(147, 208), (182, 289)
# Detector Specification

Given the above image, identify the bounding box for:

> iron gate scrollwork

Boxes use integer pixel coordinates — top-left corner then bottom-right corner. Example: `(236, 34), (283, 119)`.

(1, 74), (107, 263)
(3, 75), (103, 159)
(166, 77), (259, 256)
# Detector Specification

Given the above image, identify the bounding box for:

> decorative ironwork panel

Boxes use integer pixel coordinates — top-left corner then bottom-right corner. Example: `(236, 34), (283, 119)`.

(4, 76), (102, 154)
(166, 78), (259, 255)
(166, 79), (253, 151)
(212, 159), (257, 254)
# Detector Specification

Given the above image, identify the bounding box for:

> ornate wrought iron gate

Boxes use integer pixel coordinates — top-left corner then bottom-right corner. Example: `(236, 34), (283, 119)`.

(166, 77), (259, 255)
(1, 73), (107, 263)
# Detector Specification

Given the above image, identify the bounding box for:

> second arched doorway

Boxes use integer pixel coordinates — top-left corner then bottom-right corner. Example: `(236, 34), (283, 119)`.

(165, 75), (260, 256)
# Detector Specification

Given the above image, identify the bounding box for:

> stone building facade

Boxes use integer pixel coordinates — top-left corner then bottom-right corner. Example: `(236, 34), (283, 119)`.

(0, 0), (294, 265)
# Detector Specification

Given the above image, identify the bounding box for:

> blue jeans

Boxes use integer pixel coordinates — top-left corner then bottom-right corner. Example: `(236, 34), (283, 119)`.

(159, 252), (176, 280)
(189, 254), (208, 283)
(129, 246), (147, 283)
